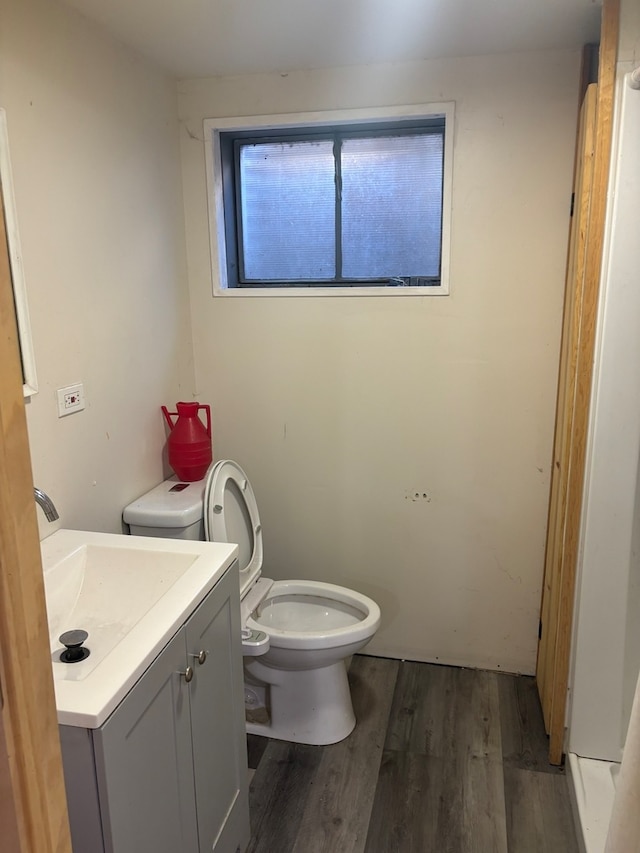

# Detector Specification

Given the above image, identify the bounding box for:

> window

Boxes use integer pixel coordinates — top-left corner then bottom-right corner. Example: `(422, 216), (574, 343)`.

(205, 105), (453, 296)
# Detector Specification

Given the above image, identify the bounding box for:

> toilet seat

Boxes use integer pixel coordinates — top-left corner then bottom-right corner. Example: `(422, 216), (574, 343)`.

(204, 460), (263, 597)
(247, 579), (380, 651)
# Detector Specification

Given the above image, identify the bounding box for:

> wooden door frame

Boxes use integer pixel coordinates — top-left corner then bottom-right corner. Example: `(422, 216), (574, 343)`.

(536, 0), (620, 765)
(537, 82), (598, 742)
(0, 184), (71, 847)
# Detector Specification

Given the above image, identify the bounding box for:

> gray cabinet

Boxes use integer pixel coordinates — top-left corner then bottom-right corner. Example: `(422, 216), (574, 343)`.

(60, 564), (249, 853)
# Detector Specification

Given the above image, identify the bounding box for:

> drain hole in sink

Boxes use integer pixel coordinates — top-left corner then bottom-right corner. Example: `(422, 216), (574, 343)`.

(60, 647), (91, 663)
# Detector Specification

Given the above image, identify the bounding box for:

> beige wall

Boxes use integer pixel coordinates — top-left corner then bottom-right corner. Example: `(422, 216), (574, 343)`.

(0, 0), (195, 535)
(179, 50), (580, 673)
(619, 0), (640, 61)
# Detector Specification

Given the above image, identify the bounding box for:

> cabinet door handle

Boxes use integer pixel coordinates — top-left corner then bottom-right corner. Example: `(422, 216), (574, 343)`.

(191, 650), (208, 665)
(180, 665), (194, 683)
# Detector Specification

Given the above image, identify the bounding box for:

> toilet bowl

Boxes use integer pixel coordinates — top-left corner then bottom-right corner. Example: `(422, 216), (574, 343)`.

(242, 580), (379, 743)
(204, 460), (380, 745)
(123, 462), (380, 745)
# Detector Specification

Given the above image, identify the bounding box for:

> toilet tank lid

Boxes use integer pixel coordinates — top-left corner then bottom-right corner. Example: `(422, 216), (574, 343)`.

(123, 477), (205, 528)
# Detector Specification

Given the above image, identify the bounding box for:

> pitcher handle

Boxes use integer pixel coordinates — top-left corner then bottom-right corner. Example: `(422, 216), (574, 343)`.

(161, 406), (176, 430)
(198, 404), (212, 438)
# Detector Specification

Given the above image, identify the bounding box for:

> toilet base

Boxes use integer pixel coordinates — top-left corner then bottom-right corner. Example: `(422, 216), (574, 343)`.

(243, 659), (356, 745)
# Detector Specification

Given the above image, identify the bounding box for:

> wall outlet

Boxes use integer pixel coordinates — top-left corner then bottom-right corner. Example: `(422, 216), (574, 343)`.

(56, 383), (85, 417)
(405, 489), (432, 502)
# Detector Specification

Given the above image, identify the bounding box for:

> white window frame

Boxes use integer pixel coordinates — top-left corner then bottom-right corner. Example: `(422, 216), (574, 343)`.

(204, 102), (454, 297)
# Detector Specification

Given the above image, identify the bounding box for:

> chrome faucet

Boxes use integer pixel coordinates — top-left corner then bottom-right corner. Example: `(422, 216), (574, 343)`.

(34, 487), (59, 522)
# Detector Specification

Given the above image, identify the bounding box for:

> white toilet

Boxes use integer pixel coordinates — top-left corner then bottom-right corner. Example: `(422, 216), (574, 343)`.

(123, 461), (380, 745)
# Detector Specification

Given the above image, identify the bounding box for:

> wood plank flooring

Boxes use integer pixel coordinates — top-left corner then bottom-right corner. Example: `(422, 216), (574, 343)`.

(246, 656), (578, 853)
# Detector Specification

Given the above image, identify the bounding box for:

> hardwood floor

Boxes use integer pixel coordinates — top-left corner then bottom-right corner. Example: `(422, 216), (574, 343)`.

(246, 656), (578, 853)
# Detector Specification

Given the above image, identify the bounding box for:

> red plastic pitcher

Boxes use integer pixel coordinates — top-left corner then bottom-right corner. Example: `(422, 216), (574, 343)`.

(161, 402), (212, 482)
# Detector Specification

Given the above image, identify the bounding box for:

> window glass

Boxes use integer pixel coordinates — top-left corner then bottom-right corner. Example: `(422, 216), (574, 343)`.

(239, 140), (335, 281)
(341, 133), (443, 279)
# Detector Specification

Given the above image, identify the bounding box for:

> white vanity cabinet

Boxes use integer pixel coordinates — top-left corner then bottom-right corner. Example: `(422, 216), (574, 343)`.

(59, 563), (250, 853)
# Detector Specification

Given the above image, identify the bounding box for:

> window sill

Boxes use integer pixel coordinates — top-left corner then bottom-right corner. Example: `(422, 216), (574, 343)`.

(213, 284), (449, 297)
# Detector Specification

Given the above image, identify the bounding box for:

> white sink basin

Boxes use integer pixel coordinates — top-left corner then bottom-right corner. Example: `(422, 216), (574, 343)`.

(41, 529), (238, 729)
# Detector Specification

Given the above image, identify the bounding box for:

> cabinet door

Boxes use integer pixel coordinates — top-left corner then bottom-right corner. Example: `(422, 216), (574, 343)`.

(187, 566), (250, 853)
(93, 629), (199, 853)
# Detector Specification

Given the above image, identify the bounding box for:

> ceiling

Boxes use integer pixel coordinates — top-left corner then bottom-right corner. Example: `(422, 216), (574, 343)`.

(60, 0), (602, 80)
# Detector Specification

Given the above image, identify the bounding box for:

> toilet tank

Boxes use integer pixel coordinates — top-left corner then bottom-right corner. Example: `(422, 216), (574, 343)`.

(123, 477), (205, 541)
